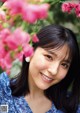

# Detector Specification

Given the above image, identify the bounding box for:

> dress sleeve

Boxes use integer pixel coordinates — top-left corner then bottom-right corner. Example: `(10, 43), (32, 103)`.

(77, 105), (80, 113)
(0, 72), (12, 104)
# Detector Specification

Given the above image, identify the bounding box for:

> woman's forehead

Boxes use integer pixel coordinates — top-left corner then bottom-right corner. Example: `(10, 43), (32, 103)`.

(44, 44), (71, 61)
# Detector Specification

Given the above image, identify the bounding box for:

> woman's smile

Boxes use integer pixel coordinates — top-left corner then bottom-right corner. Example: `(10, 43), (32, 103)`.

(40, 72), (54, 83)
(29, 46), (70, 90)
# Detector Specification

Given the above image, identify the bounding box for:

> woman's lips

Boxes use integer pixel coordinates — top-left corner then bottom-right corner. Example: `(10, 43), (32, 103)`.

(40, 72), (54, 83)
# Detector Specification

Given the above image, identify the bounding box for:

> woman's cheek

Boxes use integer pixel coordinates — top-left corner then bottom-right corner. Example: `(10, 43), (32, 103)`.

(59, 73), (67, 80)
(36, 57), (48, 69)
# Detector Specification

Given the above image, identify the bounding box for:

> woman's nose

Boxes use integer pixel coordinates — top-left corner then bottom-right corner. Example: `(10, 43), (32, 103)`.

(47, 62), (59, 75)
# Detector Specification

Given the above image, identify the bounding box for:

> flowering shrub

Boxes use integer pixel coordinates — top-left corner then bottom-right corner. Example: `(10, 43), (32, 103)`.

(0, 0), (80, 75)
(62, 1), (80, 17)
(0, 0), (50, 74)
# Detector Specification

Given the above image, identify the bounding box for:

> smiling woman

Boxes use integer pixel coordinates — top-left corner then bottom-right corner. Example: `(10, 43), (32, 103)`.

(28, 45), (70, 90)
(0, 24), (80, 113)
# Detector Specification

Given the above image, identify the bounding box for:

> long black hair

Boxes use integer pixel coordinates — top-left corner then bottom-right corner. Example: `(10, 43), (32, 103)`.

(10, 24), (80, 113)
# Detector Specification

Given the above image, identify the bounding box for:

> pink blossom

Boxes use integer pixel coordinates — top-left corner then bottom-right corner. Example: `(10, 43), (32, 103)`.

(0, 0), (50, 74)
(0, 10), (6, 21)
(61, 2), (74, 13)
(1, 0), (7, 2)
(0, 52), (12, 71)
(36, 4), (50, 19)
(16, 51), (24, 61)
(4, 28), (30, 50)
(4, 0), (49, 23)
(32, 34), (39, 43)
(5, 0), (26, 16)
(16, 44), (34, 61)
(6, 69), (10, 75)
(0, 28), (11, 40)
(22, 7), (37, 23)
(0, 24), (3, 30)
(0, 42), (7, 59)
(22, 3), (49, 23)
(74, 3), (80, 17)
(23, 44), (34, 57)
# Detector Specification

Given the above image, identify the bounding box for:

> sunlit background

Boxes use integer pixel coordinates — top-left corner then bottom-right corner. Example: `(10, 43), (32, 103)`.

(0, 0), (80, 76)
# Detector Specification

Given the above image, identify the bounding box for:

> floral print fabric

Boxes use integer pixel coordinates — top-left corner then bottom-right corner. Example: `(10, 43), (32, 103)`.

(0, 72), (80, 113)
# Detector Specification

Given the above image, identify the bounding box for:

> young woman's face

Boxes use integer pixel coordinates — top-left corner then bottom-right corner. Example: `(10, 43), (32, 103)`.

(28, 45), (71, 90)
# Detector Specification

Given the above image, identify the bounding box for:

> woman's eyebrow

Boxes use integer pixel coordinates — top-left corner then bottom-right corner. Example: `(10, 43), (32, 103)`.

(46, 50), (57, 56)
(46, 50), (71, 63)
(63, 59), (71, 64)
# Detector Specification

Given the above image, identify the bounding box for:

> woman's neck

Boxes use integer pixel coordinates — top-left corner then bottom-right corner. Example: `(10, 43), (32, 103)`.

(25, 74), (52, 113)
(28, 81), (44, 99)
(28, 72), (45, 99)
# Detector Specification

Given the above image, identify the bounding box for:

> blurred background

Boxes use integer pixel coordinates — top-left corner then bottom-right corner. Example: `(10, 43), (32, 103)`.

(34, 0), (80, 45)
(0, 0), (80, 76)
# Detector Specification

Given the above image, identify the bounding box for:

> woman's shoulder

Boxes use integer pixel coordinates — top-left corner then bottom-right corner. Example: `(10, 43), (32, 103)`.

(0, 72), (12, 101)
(59, 105), (80, 113)
(55, 105), (80, 113)
(0, 72), (10, 88)
(0, 71), (10, 81)
(51, 102), (80, 113)
(77, 105), (80, 113)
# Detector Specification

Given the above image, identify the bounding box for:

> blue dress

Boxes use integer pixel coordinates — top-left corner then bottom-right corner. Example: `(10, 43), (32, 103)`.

(0, 72), (80, 113)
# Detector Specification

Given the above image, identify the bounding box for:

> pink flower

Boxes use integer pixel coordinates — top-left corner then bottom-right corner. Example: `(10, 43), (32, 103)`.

(16, 44), (34, 61)
(23, 44), (34, 57)
(0, 42), (7, 59)
(1, 0), (8, 2)
(5, 0), (26, 15)
(75, 3), (80, 17)
(0, 52), (12, 72)
(16, 51), (24, 61)
(0, 0), (50, 74)
(22, 3), (50, 23)
(0, 24), (3, 30)
(22, 7), (37, 23)
(4, 0), (50, 24)
(36, 4), (50, 19)
(61, 2), (74, 13)
(0, 28), (11, 40)
(4, 28), (30, 50)
(62, 2), (80, 18)
(32, 34), (39, 43)
(0, 10), (6, 21)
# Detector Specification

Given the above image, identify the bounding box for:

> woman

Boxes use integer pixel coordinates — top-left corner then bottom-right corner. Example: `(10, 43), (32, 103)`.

(0, 24), (80, 113)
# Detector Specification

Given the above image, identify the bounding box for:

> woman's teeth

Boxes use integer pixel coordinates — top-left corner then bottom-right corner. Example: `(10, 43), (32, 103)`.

(41, 73), (53, 82)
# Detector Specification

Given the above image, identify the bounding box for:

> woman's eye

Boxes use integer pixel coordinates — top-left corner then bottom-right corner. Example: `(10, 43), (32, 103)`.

(45, 55), (53, 61)
(61, 63), (69, 69)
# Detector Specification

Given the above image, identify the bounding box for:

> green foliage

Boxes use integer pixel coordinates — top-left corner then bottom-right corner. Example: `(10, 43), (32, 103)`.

(41, 0), (80, 46)
(0, 2), (3, 7)
(55, 5), (80, 44)
(0, 0), (80, 76)
(0, 68), (3, 74)
(10, 59), (22, 78)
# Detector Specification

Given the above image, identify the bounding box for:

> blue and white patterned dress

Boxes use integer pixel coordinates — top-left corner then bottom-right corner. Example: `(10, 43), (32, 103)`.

(0, 72), (80, 113)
